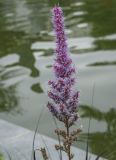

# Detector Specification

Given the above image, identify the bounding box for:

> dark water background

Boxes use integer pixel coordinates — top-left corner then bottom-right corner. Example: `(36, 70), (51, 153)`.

(0, 0), (116, 159)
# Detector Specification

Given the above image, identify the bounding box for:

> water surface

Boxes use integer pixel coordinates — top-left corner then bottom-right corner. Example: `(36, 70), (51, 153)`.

(0, 0), (116, 159)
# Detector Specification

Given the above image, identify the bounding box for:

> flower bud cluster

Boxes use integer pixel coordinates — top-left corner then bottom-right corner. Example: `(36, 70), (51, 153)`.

(47, 6), (79, 126)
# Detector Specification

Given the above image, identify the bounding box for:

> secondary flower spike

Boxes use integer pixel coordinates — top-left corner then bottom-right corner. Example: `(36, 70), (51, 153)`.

(47, 6), (79, 126)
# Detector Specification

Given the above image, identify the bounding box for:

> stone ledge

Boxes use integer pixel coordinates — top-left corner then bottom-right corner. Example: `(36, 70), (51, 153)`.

(0, 119), (106, 160)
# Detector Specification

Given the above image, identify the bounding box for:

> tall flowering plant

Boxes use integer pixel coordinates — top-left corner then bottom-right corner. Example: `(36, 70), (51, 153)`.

(47, 6), (81, 160)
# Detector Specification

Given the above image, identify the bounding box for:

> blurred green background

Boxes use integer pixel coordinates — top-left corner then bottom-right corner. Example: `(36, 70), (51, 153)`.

(0, 0), (116, 159)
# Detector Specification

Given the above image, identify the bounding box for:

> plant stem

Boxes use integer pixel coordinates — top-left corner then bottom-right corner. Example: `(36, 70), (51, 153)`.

(66, 117), (71, 160)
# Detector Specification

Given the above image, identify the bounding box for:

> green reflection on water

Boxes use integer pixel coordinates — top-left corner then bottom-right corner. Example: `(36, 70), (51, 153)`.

(80, 105), (116, 159)
(0, 154), (4, 160)
(0, 66), (19, 112)
(81, 0), (116, 51)
(46, 64), (52, 68)
(87, 61), (116, 66)
(82, 0), (116, 37)
(31, 83), (43, 93)
(94, 40), (116, 50)
(0, 30), (39, 77)
(40, 49), (54, 57)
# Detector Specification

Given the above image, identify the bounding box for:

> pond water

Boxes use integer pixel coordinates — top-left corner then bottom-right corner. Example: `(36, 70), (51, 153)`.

(0, 0), (116, 159)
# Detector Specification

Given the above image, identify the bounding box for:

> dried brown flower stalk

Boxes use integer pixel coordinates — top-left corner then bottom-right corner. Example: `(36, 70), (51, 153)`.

(54, 116), (82, 160)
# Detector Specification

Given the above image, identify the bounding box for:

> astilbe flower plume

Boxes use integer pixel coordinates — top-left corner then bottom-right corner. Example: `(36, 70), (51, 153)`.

(47, 6), (79, 127)
(47, 6), (81, 160)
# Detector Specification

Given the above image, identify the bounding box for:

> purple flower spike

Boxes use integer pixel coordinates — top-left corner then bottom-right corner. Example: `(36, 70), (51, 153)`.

(47, 6), (79, 126)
